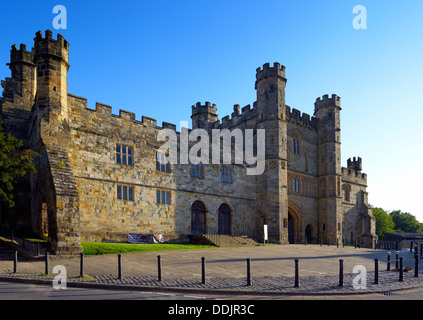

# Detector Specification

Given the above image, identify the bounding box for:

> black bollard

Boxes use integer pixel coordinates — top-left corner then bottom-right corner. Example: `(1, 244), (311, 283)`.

(374, 259), (379, 284)
(157, 255), (162, 282)
(415, 255), (419, 278)
(246, 258), (252, 286)
(355, 239), (357, 249)
(201, 257), (206, 284)
(45, 251), (49, 275)
(395, 251), (399, 269)
(117, 254), (122, 280)
(387, 252), (391, 271)
(339, 259), (344, 287)
(36, 242), (40, 256)
(320, 238), (322, 247)
(337, 239), (339, 248)
(294, 259), (299, 288)
(399, 257), (404, 282)
(80, 253), (84, 278)
(13, 251), (18, 273)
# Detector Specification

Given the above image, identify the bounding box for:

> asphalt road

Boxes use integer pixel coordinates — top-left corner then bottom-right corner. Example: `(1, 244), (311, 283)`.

(1, 280), (422, 301)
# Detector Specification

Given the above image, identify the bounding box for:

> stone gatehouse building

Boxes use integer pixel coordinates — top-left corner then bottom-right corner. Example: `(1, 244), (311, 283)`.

(0, 30), (377, 254)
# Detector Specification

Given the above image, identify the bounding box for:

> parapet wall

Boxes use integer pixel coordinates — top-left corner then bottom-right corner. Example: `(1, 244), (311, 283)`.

(341, 167), (367, 185)
(286, 106), (317, 130)
(67, 93), (178, 132)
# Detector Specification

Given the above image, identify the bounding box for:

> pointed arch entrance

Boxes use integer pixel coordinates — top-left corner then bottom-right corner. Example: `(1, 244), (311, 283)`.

(191, 201), (206, 235)
(218, 204), (231, 235)
(287, 203), (303, 244)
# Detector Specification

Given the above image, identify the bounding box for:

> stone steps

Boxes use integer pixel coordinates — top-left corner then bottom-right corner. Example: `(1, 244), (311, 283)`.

(190, 234), (259, 247)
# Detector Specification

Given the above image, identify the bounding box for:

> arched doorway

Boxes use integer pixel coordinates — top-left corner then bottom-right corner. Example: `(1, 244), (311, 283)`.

(218, 204), (231, 235)
(191, 201), (206, 235)
(305, 224), (313, 243)
(288, 203), (303, 244)
(288, 214), (294, 244)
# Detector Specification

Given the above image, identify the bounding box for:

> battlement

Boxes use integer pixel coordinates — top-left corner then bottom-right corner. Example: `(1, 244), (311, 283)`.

(286, 106), (317, 129)
(9, 44), (34, 66)
(347, 157), (362, 171)
(33, 30), (69, 64)
(191, 101), (218, 116)
(211, 103), (258, 129)
(255, 62), (286, 85)
(341, 167), (367, 185)
(314, 94), (341, 111)
(67, 94), (179, 131)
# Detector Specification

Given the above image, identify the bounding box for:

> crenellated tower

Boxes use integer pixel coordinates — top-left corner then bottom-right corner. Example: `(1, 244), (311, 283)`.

(191, 101), (218, 131)
(314, 94), (343, 244)
(255, 62), (289, 243)
(33, 30), (70, 118)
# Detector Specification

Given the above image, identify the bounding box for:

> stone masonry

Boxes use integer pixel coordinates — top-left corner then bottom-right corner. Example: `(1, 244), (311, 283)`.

(0, 31), (377, 254)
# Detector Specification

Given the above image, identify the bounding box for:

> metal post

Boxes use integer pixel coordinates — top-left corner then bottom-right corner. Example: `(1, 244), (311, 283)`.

(355, 239), (357, 249)
(337, 239), (339, 248)
(387, 252), (391, 271)
(117, 254), (122, 280)
(157, 255), (162, 282)
(399, 257), (404, 282)
(13, 251), (18, 273)
(320, 238), (322, 247)
(415, 255), (419, 278)
(374, 259), (379, 284)
(246, 258), (252, 286)
(44, 251), (49, 275)
(201, 257), (206, 284)
(339, 259), (344, 287)
(294, 259), (299, 288)
(395, 251), (399, 269)
(80, 253), (84, 278)
(36, 242), (40, 256)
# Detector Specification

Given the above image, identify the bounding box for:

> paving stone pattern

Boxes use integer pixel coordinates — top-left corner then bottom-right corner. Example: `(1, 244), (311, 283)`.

(1, 245), (422, 295)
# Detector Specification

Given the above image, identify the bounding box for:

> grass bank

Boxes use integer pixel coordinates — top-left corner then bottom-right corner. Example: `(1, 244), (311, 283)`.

(81, 242), (216, 256)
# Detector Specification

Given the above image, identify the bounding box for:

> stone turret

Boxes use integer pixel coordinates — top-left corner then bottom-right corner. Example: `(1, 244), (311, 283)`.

(255, 62), (289, 244)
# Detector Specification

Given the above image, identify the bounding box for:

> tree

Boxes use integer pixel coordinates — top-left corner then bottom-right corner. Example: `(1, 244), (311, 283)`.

(0, 120), (38, 208)
(389, 210), (422, 234)
(372, 207), (395, 240)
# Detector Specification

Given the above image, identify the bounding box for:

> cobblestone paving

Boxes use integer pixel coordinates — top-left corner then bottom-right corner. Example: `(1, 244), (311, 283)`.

(1, 245), (423, 295)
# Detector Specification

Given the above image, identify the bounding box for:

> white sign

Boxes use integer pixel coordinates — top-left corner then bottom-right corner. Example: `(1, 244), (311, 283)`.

(263, 225), (268, 241)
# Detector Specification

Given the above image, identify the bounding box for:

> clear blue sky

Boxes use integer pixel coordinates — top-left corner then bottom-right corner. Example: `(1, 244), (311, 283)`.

(1, 1), (422, 221)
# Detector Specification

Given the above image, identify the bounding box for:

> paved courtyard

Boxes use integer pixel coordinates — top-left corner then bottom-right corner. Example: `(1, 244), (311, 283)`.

(1, 244), (422, 295)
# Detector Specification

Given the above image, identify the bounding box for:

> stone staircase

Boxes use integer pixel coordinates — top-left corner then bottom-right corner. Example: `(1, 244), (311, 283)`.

(190, 234), (260, 247)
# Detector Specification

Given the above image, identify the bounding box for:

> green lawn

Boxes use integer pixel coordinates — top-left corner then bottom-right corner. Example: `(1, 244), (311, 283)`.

(81, 242), (216, 256)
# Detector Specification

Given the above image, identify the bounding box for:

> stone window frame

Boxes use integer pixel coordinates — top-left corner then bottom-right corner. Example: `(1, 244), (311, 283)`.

(116, 144), (133, 166)
(292, 177), (300, 193)
(156, 189), (171, 205)
(155, 151), (171, 173)
(117, 184), (134, 202)
(343, 184), (352, 202)
(191, 162), (204, 179)
(220, 166), (232, 183)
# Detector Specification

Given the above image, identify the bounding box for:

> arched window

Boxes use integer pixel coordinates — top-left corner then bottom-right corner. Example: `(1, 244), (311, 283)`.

(344, 184), (351, 202)
(292, 130), (301, 155)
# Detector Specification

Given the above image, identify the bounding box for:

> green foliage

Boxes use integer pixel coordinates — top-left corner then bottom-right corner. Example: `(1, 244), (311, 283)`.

(0, 120), (38, 208)
(389, 210), (423, 234)
(372, 207), (395, 240)
(372, 206), (423, 239)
